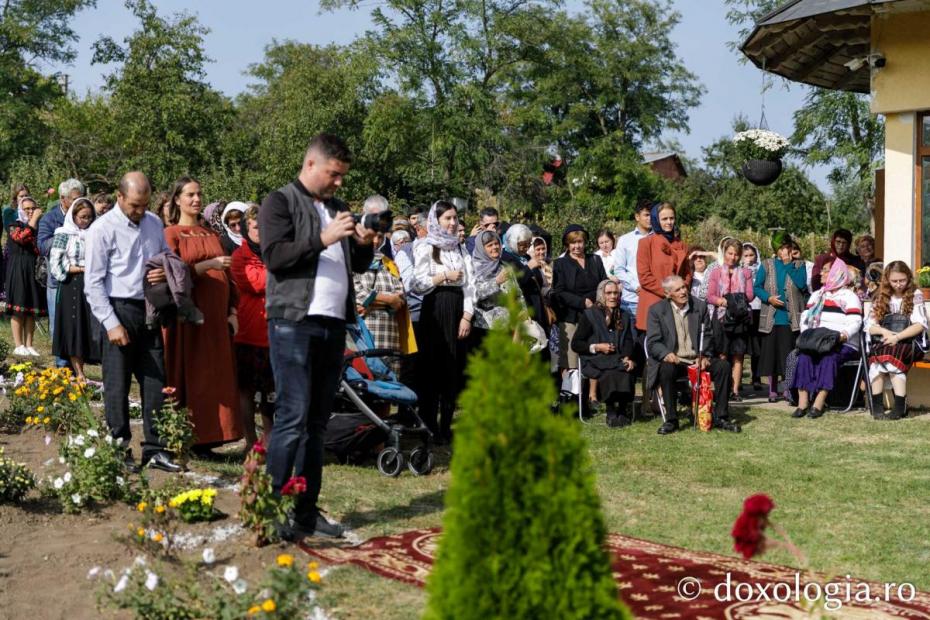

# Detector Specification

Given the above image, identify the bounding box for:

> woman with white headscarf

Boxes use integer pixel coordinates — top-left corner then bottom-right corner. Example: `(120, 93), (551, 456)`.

(4, 195), (46, 356)
(219, 201), (248, 255)
(50, 197), (98, 380)
(411, 200), (476, 444)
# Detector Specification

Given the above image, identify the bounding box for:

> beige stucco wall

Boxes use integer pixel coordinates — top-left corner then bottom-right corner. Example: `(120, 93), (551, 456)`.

(871, 11), (930, 114)
(882, 112), (915, 264)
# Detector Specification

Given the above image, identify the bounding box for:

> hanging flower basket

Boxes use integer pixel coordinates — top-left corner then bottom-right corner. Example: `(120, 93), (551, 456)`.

(741, 159), (783, 186)
(733, 129), (790, 186)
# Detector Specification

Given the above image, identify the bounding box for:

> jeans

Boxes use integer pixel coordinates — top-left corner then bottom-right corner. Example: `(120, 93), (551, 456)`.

(266, 315), (345, 524)
(101, 299), (166, 458)
(47, 285), (68, 367)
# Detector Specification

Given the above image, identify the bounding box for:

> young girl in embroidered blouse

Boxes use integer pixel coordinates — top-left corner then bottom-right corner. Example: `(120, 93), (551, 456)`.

(866, 261), (928, 420)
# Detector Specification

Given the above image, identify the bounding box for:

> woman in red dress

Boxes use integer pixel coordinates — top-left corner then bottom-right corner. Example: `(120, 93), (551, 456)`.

(164, 177), (242, 449)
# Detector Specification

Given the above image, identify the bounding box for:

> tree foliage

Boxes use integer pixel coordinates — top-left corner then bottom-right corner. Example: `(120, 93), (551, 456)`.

(89, 0), (231, 190)
(0, 0), (96, 176)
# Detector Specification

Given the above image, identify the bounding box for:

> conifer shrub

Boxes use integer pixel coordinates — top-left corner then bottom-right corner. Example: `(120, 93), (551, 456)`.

(424, 294), (630, 619)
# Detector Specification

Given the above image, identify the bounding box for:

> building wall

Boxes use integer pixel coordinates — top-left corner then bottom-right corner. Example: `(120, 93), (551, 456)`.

(871, 11), (930, 115)
(882, 112), (915, 265)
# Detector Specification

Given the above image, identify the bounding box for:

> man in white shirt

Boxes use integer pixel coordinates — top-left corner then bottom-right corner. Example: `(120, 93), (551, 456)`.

(611, 199), (653, 322)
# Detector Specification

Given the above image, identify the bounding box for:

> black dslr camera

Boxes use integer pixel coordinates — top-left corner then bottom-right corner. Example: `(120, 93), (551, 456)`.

(354, 210), (394, 233)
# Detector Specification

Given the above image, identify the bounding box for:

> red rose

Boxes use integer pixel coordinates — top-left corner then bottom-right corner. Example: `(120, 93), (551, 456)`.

(252, 439), (266, 455)
(731, 494), (774, 559)
(282, 476), (307, 496)
(743, 494), (774, 518)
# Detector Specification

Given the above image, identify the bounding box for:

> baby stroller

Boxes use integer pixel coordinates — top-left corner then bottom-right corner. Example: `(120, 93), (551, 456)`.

(326, 318), (434, 477)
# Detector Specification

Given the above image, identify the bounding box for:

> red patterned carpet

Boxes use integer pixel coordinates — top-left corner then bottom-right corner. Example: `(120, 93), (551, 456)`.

(302, 529), (930, 619)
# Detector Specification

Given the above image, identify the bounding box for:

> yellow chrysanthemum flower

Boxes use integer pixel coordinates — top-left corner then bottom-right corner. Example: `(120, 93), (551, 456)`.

(276, 554), (294, 568)
(152, 532), (164, 543)
(247, 606), (261, 616)
(261, 599), (276, 612)
(42, 417), (50, 425)
(136, 527), (145, 537)
(307, 571), (321, 584)
(137, 502), (147, 512)
(25, 416), (32, 424)
(155, 505), (166, 514)
(36, 406), (44, 413)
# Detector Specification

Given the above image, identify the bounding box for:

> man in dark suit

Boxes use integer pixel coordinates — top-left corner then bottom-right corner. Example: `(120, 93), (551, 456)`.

(646, 275), (741, 435)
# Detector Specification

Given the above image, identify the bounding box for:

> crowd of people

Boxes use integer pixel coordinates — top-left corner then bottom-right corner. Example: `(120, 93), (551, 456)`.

(1, 132), (926, 539)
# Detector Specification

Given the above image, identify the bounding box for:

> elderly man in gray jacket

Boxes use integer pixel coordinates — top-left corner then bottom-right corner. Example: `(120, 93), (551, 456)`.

(646, 275), (741, 435)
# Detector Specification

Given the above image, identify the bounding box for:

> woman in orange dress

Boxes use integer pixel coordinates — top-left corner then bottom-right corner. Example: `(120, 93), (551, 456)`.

(164, 176), (242, 449)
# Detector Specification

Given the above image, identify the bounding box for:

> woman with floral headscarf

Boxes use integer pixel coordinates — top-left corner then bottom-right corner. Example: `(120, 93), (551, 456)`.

(5, 195), (46, 355)
(50, 197), (98, 380)
(219, 201), (248, 255)
(411, 200), (475, 444)
(790, 257), (863, 419)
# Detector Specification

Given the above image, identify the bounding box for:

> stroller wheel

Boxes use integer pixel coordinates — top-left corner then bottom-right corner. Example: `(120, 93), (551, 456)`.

(376, 447), (405, 477)
(407, 447), (434, 476)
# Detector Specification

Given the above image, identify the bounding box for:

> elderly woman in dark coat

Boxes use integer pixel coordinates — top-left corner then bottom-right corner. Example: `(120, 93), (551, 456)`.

(571, 279), (636, 427)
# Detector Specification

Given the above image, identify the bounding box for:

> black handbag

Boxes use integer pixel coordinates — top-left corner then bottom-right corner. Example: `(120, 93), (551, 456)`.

(797, 327), (841, 355)
(876, 312), (915, 345)
(722, 292), (751, 333)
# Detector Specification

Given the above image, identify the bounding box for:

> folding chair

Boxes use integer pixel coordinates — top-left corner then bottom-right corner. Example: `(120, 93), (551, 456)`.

(833, 329), (868, 413)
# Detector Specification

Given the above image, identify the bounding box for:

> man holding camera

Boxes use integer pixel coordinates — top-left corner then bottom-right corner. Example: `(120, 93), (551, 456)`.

(259, 133), (375, 540)
(465, 206), (501, 254)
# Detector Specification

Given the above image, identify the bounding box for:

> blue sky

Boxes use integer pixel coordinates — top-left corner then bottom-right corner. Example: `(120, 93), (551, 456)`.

(48, 0), (830, 189)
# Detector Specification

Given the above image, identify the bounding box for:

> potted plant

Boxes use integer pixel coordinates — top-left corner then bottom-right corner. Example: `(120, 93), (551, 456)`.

(733, 129), (790, 186)
(917, 266), (930, 301)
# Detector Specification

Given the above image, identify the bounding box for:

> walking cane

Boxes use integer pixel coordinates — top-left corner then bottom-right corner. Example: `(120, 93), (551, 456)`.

(693, 319), (704, 430)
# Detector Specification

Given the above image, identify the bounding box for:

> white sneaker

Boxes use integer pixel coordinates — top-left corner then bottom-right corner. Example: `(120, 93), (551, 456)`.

(25, 347), (40, 357)
(13, 345), (27, 356)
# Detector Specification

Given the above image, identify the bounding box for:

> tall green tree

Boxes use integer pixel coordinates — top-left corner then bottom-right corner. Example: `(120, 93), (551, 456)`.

(90, 0), (231, 190)
(0, 0), (96, 176)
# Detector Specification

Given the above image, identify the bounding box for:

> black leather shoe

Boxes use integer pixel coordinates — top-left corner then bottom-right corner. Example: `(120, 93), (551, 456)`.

(311, 514), (346, 538)
(143, 451), (184, 473)
(657, 420), (679, 435)
(714, 418), (742, 433)
(791, 407), (808, 419)
(729, 393), (743, 402)
(807, 407), (824, 419)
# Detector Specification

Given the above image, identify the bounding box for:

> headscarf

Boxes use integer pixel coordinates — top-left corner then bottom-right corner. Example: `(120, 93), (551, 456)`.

(741, 242), (761, 276)
(771, 230), (792, 254)
(715, 236), (734, 265)
(425, 201), (460, 251)
(504, 223), (532, 263)
(650, 202), (678, 243)
(203, 202), (225, 234)
(807, 258), (849, 328)
(472, 230), (502, 281)
(54, 197), (95, 240)
(595, 278), (619, 308)
(16, 196), (34, 224)
(221, 201), (248, 246)
(530, 236), (548, 260)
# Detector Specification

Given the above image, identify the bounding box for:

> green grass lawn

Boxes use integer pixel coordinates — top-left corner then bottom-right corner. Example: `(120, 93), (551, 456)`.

(233, 404), (930, 618)
(9, 316), (930, 617)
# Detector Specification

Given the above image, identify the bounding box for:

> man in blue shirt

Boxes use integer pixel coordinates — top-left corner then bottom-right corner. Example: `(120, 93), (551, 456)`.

(39, 178), (86, 367)
(85, 171), (181, 473)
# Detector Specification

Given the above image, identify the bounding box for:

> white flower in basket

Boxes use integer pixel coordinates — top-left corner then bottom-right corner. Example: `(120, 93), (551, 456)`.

(732, 129), (790, 161)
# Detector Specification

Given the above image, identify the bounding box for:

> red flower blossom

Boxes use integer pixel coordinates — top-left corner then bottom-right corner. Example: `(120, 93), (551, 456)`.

(731, 494), (775, 560)
(742, 494), (774, 518)
(252, 439), (266, 455)
(281, 476), (307, 496)
(161, 386), (177, 396)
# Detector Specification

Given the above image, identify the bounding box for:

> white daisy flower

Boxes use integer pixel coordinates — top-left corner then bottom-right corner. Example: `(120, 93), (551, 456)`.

(71, 493), (82, 505)
(84, 447), (96, 459)
(114, 574), (129, 593)
(223, 565), (239, 583)
(87, 429), (99, 438)
(144, 570), (159, 591)
(53, 477), (64, 490)
(63, 471), (72, 483)
(74, 435), (85, 446)
(116, 476), (125, 486)
(202, 548), (215, 564)
(232, 579), (248, 595)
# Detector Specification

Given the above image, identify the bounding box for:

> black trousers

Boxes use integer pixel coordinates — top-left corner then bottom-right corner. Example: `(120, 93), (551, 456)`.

(657, 358), (732, 422)
(101, 299), (166, 458)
